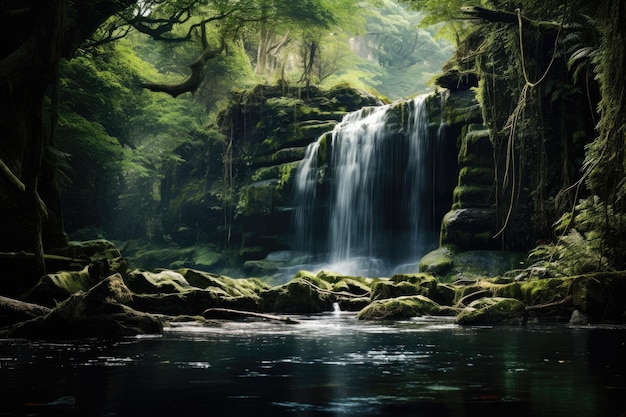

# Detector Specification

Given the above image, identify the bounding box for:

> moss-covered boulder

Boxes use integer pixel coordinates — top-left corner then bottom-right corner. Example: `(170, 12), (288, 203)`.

(8, 274), (163, 339)
(124, 269), (270, 316)
(126, 270), (192, 294)
(178, 268), (270, 297)
(22, 267), (96, 307)
(50, 239), (127, 274)
(419, 247), (454, 275)
(441, 209), (499, 250)
(261, 278), (332, 313)
(370, 280), (424, 301)
(456, 297), (527, 325)
(420, 247), (526, 282)
(242, 260), (282, 277)
(357, 295), (453, 320)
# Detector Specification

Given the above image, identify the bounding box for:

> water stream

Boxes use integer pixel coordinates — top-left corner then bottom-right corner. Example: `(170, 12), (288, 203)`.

(291, 95), (455, 277)
(2, 316), (625, 416)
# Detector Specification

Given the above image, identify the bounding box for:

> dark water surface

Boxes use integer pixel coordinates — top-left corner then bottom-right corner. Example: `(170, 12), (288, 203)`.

(1, 313), (626, 417)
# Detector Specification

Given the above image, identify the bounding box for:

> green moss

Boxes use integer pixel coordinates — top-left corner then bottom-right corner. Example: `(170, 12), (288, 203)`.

(237, 182), (277, 217)
(126, 270), (192, 294)
(419, 247), (454, 275)
(453, 185), (492, 208)
(357, 295), (442, 320)
(519, 277), (572, 306)
(294, 270), (334, 291)
(443, 90), (482, 125)
(370, 280), (423, 301)
(456, 297), (527, 325)
(178, 268), (270, 298)
(458, 124), (493, 167)
(332, 278), (371, 295)
(261, 277), (331, 313)
(458, 166), (494, 186)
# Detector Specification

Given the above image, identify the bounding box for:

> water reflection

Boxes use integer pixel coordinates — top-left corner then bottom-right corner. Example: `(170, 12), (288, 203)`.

(1, 315), (625, 416)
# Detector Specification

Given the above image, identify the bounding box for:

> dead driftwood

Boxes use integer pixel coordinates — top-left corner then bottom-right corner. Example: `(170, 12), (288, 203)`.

(202, 308), (300, 324)
(526, 295), (572, 311)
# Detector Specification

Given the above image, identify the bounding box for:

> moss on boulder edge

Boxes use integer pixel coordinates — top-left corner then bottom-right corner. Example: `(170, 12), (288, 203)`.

(357, 295), (457, 320)
(9, 274), (163, 339)
(455, 297), (527, 325)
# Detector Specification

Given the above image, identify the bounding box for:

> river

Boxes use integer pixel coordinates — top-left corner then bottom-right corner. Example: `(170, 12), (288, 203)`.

(1, 313), (625, 416)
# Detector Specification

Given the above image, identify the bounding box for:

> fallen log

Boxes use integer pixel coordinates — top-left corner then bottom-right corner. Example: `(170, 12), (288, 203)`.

(202, 308), (300, 324)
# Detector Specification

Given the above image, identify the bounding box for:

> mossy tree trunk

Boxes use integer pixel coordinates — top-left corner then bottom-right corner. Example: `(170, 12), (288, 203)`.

(0, 0), (135, 279)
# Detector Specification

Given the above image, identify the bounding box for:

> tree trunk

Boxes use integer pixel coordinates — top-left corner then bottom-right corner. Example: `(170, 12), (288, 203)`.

(0, 0), (135, 282)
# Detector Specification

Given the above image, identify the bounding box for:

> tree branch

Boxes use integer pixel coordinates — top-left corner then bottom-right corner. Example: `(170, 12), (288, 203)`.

(460, 6), (563, 31)
(141, 29), (225, 98)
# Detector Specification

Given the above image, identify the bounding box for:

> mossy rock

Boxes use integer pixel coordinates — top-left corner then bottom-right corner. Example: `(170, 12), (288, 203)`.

(458, 124), (493, 167)
(178, 268), (270, 298)
(51, 239), (127, 274)
(433, 283), (457, 306)
(487, 281), (523, 300)
(370, 280), (424, 301)
(126, 270), (192, 294)
(243, 260), (282, 277)
(440, 209), (499, 250)
(442, 90), (482, 125)
(130, 290), (220, 316)
(458, 166), (494, 187)
(518, 277), (572, 306)
(297, 120), (338, 141)
(332, 278), (371, 296)
(294, 270), (335, 291)
(22, 267), (96, 307)
(561, 272), (626, 321)
(452, 185), (493, 209)
(261, 278), (332, 313)
(238, 180), (278, 217)
(357, 295), (444, 320)
(419, 247), (454, 275)
(9, 274), (162, 339)
(327, 83), (383, 111)
(456, 297), (527, 325)
(336, 297), (372, 312)
(271, 147), (307, 164)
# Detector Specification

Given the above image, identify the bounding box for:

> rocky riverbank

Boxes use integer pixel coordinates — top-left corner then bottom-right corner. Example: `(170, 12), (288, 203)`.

(2, 239), (625, 339)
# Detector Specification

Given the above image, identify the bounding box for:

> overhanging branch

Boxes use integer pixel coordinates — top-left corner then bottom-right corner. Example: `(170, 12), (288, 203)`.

(460, 6), (563, 31)
(141, 27), (225, 98)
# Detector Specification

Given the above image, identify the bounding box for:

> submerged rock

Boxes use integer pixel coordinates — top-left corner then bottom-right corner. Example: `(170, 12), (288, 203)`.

(9, 274), (163, 339)
(456, 297), (527, 325)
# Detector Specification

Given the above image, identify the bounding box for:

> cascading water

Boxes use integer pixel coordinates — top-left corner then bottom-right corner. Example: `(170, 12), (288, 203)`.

(291, 94), (455, 277)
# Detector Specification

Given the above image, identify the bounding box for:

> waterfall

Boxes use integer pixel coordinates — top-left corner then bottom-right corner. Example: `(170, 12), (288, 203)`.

(291, 141), (321, 254)
(291, 94), (453, 277)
